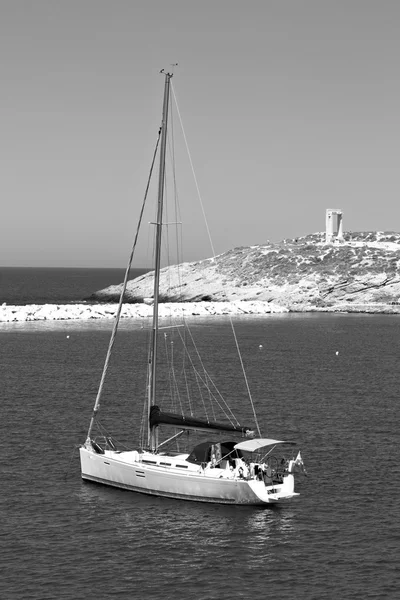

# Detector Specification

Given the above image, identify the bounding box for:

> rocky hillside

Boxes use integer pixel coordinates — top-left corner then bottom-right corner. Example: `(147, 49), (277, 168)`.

(89, 231), (400, 311)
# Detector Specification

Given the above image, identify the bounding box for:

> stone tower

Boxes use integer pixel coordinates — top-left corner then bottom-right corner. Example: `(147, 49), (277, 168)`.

(325, 209), (343, 243)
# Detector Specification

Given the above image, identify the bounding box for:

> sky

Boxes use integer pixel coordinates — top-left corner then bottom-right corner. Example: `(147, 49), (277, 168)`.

(1, 0), (400, 267)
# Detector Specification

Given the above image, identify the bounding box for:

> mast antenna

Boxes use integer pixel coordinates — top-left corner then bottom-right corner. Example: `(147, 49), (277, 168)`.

(160, 63), (178, 76)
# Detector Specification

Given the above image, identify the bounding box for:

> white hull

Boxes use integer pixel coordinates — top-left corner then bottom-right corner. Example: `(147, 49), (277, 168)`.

(80, 447), (299, 505)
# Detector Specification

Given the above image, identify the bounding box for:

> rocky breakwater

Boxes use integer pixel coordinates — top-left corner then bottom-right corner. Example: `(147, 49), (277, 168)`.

(89, 231), (400, 313)
(0, 301), (287, 323)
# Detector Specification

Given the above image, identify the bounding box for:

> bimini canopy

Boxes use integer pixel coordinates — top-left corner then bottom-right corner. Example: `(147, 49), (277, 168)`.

(234, 438), (296, 452)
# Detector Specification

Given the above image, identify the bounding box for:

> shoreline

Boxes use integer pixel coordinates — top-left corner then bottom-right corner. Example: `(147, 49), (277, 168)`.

(1, 301), (400, 322)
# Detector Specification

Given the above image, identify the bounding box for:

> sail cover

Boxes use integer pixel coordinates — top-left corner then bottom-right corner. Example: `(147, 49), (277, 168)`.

(149, 405), (254, 436)
(234, 438), (296, 452)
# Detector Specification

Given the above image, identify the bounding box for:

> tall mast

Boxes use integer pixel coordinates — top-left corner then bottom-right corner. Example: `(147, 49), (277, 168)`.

(148, 71), (172, 451)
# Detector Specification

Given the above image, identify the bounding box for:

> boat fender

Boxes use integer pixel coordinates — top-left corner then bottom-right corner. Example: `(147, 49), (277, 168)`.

(106, 437), (117, 451)
(91, 440), (104, 454)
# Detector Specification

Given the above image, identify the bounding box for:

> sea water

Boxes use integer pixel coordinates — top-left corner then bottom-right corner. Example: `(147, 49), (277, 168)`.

(0, 267), (148, 305)
(1, 312), (399, 599)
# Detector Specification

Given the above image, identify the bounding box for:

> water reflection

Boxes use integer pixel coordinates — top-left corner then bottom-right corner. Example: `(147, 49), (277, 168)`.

(77, 481), (299, 563)
(245, 507), (296, 536)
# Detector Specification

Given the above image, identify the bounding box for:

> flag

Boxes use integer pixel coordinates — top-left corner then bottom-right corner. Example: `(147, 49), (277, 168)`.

(294, 451), (307, 475)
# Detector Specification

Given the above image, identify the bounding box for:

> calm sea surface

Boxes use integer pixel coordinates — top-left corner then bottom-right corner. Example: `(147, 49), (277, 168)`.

(0, 269), (399, 599)
(0, 267), (148, 305)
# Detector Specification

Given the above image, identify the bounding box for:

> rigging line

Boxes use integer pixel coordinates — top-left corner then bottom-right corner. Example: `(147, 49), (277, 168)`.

(229, 319), (262, 437)
(170, 340), (186, 415)
(205, 370), (217, 422)
(163, 144), (184, 312)
(175, 327), (240, 426)
(164, 114), (195, 415)
(166, 96), (210, 417)
(86, 129), (162, 441)
(164, 334), (184, 415)
(93, 421), (133, 451)
(171, 299), (248, 428)
(164, 113), (186, 330)
(177, 325), (240, 425)
(175, 327), (210, 421)
(212, 261), (262, 433)
(171, 82), (216, 259)
(173, 310), (221, 420)
(175, 88), (260, 431)
(168, 98), (185, 291)
(172, 81), (259, 435)
(183, 367), (194, 417)
(193, 368), (210, 421)
(182, 314), (216, 416)
(164, 102), (182, 291)
(190, 364), (239, 426)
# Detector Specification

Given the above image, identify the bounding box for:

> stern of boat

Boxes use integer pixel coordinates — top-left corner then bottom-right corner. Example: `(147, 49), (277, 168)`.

(247, 472), (299, 503)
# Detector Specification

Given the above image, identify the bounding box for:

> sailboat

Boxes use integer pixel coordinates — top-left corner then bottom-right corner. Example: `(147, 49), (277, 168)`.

(80, 71), (305, 505)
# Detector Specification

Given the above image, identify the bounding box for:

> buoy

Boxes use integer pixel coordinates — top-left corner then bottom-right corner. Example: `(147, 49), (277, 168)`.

(259, 344), (263, 349)
(335, 351), (339, 355)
